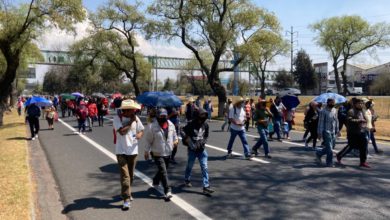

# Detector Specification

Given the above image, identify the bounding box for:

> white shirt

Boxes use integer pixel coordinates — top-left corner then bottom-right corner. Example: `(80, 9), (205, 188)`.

(228, 106), (246, 131)
(113, 115), (144, 155)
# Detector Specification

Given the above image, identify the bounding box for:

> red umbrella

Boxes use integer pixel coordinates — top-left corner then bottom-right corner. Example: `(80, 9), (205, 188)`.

(112, 92), (122, 99)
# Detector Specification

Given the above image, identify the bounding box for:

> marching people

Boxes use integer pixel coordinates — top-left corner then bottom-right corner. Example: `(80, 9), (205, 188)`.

(17, 97), (23, 116)
(203, 98), (213, 122)
(365, 99), (383, 154)
(167, 106), (180, 164)
(181, 108), (215, 195)
(97, 98), (107, 126)
(304, 102), (319, 150)
(315, 98), (339, 167)
(45, 105), (56, 130)
(75, 101), (88, 134)
(113, 99), (144, 210)
(226, 97), (252, 160)
(26, 103), (41, 140)
(221, 98), (232, 131)
(270, 96), (286, 142)
(336, 98), (370, 168)
(251, 99), (273, 158)
(87, 99), (98, 131)
(144, 108), (179, 201)
(185, 97), (197, 123)
(244, 98), (252, 131)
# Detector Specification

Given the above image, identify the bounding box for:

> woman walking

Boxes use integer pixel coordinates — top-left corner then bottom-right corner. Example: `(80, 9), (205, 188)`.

(304, 102), (319, 150)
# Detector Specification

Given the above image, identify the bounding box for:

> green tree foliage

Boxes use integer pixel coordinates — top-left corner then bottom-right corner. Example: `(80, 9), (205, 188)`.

(246, 30), (289, 97)
(162, 78), (175, 91)
(0, 0), (85, 126)
(148, 0), (280, 116)
(292, 49), (316, 95)
(43, 66), (69, 95)
(311, 15), (390, 95)
(86, 0), (151, 96)
(274, 70), (294, 89)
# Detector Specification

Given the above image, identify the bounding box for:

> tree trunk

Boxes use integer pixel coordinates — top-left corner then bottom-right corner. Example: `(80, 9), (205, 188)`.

(132, 79), (141, 96)
(209, 79), (227, 117)
(341, 59), (349, 95)
(260, 70), (266, 99)
(333, 61), (342, 94)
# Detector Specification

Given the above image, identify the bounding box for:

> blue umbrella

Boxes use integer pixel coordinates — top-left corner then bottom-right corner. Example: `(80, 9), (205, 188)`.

(313, 92), (347, 104)
(136, 91), (183, 107)
(24, 96), (52, 107)
(71, 92), (84, 97)
(281, 95), (300, 110)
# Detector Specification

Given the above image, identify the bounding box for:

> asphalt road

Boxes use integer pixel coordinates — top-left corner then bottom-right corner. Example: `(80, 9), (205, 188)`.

(35, 113), (390, 220)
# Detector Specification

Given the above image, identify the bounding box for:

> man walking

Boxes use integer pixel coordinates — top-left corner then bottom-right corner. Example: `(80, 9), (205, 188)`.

(113, 99), (144, 210)
(336, 98), (370, 168)
(221, 98), (232, 131)
(315, 98), (339, 167)
(251, 100), (273, 158)
(226, 97), (252, 160)
(144, 108), (179, 201)
(26, 103), (41, 140)
(181, 108), (215, 195)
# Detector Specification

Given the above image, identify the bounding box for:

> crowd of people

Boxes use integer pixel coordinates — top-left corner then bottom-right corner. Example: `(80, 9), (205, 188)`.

(20, 93), (385, 210)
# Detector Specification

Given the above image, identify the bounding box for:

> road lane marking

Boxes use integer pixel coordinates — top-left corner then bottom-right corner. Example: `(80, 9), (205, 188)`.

(58, 119), (212, 220)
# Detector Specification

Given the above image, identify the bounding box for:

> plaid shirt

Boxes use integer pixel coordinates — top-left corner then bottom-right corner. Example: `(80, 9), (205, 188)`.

(317, 107), (339, 135)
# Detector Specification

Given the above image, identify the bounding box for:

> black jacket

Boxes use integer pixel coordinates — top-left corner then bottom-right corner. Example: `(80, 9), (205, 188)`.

(181, 108), (209, 152)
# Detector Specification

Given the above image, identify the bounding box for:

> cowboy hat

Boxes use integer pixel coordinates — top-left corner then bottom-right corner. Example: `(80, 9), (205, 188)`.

(120, 99), (141, 110)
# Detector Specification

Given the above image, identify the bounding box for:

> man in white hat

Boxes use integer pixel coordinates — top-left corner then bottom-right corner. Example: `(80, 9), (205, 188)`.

(113, 99), (144, 210)
(144, 108), (179, 201)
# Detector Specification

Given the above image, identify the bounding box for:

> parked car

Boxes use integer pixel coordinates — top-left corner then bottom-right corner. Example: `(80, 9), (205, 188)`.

(276, 88), (301, 96)
(265, 89), (274, 95)
(326, 86), (363, 95)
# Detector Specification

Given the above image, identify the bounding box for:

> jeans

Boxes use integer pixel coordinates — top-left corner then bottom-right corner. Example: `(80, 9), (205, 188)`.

(252, 127), (270, 155)
(27, 116), (40, 138)
(227, 129), (251, 156)
(368, 130), (379, 153)
(184, 150), (209, 187)
(98, 114), (104, 126)
(117, 154), (137, 201)
(273, 119), (282, 139)
(153, 156), (171, 194)
(221, 117), (230, 131)
(316, 131), (335, 166)
(78, 119), (86, 132)
(338, 132), (368, 164)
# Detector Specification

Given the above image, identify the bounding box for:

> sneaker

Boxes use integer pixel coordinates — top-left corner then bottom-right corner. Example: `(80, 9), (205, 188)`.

(226, 153), (233, 158)
(184, 180), (192, 187)
(203, 187), (215, 194)
(265, 154), (272, 159)
(251, 149), (258, 156)
(244, 155), (253, 160)
(315, 154), (322, 165)
(164, 192), (173, 201)
(360, 162), (371, 168)
(31, 137), (35, 141)
(130, 196), (134, 201)
(122, 201), (130, 210)
(35, 134), (38, 138)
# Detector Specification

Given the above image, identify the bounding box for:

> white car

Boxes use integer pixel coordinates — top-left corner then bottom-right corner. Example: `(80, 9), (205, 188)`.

(276, 88), (301, 96)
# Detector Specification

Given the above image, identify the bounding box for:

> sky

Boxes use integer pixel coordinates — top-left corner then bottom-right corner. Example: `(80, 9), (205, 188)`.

(34, 0), (390, 79)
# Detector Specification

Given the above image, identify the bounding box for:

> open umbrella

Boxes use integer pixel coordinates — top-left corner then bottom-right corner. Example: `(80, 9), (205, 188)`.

(71, 92), (84, 97)
(60, 93), (76, 100)
(92, 92), (105, 98)
(281, 95), (300, 110)
(136, 91), (182, 107)
(24, 96), (52, 107)
(313, 92), (347, 104)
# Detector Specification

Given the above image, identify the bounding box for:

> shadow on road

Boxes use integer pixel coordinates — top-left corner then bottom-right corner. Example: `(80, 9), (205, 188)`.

(62, 196), (122, 213)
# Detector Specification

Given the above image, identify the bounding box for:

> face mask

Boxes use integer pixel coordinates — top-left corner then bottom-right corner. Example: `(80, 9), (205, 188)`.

(157, 117), (167, 123)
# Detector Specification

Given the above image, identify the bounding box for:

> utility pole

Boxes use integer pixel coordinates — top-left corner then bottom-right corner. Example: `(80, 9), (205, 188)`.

(286, 26), (298, 74)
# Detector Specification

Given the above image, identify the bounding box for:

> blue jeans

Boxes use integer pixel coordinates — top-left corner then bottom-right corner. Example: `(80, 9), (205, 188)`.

(227, 129), (250, 156)
(184, 150), (209, 187)
(252, 126), (270, 155)
(78, 119), (86, 132)
(273, 119), (282, 139)
(316, 131), (335, 166)
(368, 130), (379, 153)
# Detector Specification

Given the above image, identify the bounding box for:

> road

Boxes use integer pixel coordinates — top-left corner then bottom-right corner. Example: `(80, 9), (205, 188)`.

(35, 113), (390, 220)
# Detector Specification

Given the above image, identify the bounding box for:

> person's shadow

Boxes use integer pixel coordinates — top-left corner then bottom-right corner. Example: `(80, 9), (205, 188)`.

(62, 196), (122, 214)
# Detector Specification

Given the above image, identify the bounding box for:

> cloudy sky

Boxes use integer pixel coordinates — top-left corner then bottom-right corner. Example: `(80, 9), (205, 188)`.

(36, 0), (390, 73)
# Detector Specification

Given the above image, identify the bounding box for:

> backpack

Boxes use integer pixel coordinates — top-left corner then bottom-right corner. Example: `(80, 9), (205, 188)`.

(27, 105), (40, 117)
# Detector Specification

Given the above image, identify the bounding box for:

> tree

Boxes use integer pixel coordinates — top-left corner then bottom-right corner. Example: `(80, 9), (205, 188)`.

(148, 0), (280, 116)
(43, 66), (70, 95)
(274, 70), (294, 89)
(89, 0), (151, 96)
(292, 49), (317, 94)
(246, 30), (289, 98)
(0, 0), (85, 126)
(311, 15), (390, 95)
(162, 78), (175, 91)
